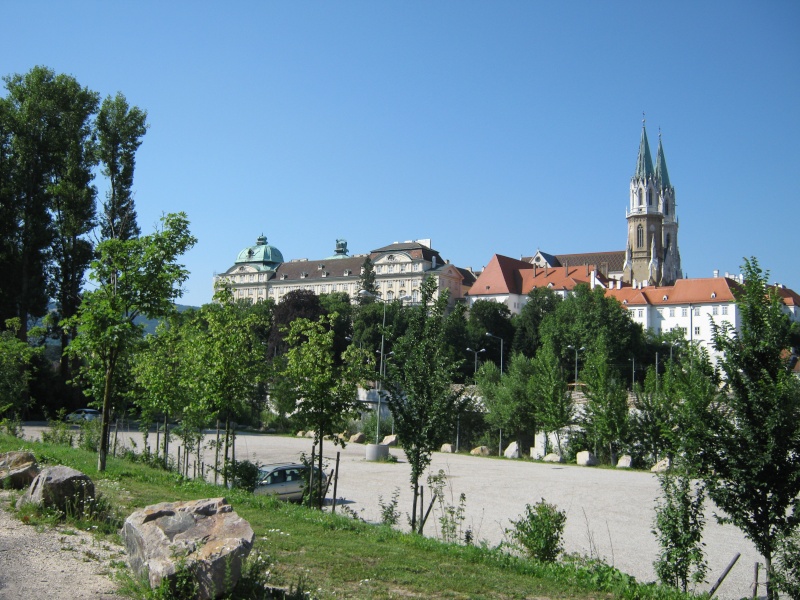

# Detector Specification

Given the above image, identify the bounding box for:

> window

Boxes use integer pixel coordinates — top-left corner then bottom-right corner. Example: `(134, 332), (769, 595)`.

(712, 306), (718, 315)
(411, 289), (419, 303)
(386, 291), (394, 301)
(637, 309), (643, 318)
(682, 307), (688, 317)
(388, 264), (394, 273)
(648, 189), (653, 206)
(638, 189), (643, 206)
(694, 307), (700, 316)
(664, 199), (669, 216)
(722, 305), (728, 315)
(669, 308), (675, 317)
(637, 224), (644, 248)
(694, 326), (701, 336)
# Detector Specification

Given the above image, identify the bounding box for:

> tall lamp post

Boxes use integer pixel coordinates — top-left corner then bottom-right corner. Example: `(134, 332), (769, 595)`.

(567, 345), (585, 383)
(465, 347), (486, 374)
(358, 290), (410, 444)
(485, 332), (504, 373)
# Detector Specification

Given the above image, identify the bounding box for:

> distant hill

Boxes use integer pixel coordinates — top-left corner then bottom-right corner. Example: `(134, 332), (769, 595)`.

(136, 304), (198, 335)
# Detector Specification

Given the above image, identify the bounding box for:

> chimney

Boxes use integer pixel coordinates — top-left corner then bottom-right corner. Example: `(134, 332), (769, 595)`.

(713, 270), (719, 278)
(617, 279), (622, 290)
(564, 264), (568, 276)
(533, 265), (538, 277)
(586, 264), (590, 277)
(545, 266), (549, 277)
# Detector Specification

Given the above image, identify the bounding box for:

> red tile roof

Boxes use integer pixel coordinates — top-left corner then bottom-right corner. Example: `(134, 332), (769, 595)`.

(605, 277), (739, 306)
(468, 254), (532, 295)
(520, 264), (607, 294)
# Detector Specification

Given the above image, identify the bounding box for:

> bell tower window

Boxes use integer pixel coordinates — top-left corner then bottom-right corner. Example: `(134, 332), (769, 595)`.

(664, 199), (669, 215)
(638, 189), (643, 206)
(648, 189), (653, 205)
(636, 224), (644, 248)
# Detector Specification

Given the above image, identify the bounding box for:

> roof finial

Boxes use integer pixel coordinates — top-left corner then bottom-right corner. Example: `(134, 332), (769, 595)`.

(642, 111), (646, 127)
(658, 126), (662, 141)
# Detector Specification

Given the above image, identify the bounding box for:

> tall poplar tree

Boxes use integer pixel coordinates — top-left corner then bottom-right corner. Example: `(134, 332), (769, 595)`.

(97, 92), (147, 240)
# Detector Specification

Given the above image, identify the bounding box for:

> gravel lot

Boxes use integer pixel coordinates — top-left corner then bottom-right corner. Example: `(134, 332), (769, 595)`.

(20, 425), (763, 599)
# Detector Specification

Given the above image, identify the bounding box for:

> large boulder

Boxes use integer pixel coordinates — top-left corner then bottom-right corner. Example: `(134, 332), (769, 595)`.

(503, 442), (520, 459)
(470, 446), (490, 457)
(381, 434), (399, 447)
(542, 453), (564, 463)
(0, 451), (39, 489)
(440, 443), (454, 453)
(17, 466), (94, 515)
(616, 455), (633, 469)
(576, 451), (599, 466)
(349, 432), (366, 444)
(122, 498), (254, 600)
(651, 458), (671, 473)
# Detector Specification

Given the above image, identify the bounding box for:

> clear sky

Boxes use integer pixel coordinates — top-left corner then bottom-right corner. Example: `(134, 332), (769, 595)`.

(3, 1), (798, 307)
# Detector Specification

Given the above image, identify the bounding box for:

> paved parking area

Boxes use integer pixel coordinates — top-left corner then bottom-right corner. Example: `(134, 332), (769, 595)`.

(24, 426), (761, 599)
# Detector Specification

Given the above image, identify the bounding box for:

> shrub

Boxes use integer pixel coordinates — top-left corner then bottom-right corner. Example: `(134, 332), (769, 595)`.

(78, 418), (102, 451)
(507, 499), (567, 563)
(652, 473), (707, 593)
(224, 459), (262, 493)
(774, 529), (800, 600)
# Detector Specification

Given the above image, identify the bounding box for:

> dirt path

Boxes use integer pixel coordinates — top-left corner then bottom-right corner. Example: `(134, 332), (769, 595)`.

(0, 492), (125, 600)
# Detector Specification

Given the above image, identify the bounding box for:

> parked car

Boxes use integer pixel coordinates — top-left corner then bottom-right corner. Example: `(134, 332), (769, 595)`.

(254, 463), (328, 501)
(65, 408), (101, 423)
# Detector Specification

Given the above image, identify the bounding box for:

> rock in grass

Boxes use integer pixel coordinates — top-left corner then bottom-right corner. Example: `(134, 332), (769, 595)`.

(122, 497), (254, 600)
(0, 451), (39, 489)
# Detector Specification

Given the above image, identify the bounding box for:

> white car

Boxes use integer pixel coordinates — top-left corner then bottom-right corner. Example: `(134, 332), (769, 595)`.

(65, 408), (101, 423)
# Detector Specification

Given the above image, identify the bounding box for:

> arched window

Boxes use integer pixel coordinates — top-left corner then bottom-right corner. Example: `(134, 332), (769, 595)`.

(411, 289), (419, 303)
(648, 189), (653, 205)
(666, 233), (671, 249)
(638, 189), (643, 206)
(664, 199), (669, 215)
(386, 290), (394, 301)
(637, 224), (644, 248)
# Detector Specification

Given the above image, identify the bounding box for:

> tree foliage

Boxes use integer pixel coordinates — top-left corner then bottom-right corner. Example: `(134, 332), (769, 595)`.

(0, 318), (40, 416)
(386, 276), (460, 531)
(63, 212), (196, 471)
(530, 341), (571, 455)
(685, 258), (800, 598)
(512, 287), (561, 357)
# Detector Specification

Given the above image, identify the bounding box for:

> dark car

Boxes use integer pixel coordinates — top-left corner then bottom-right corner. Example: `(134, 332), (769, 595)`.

(254, 463), (328, 501)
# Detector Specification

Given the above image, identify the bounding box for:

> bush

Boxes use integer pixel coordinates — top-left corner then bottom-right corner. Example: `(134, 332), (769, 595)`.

(224, 459), (261, 493)
(507, 499), (567, 563)
(774, 529), (800, 600)
(40, 411), (74, 446)
(78, 418), (102, 451)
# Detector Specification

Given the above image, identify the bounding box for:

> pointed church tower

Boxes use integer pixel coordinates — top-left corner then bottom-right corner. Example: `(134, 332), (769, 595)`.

(655, 132), (682, 284)
(625, 122), (663, 285)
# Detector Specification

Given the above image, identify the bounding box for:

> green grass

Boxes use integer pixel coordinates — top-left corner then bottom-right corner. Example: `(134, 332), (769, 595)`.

(1, 433), (703, 599)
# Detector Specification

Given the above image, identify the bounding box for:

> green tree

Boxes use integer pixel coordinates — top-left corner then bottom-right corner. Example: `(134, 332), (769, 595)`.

(512, 287), (561, 357)
(580, 341), (629, 465)
(283, 313), (373, 507)
(386, 277), (460, 531)
(467, 299), (513, 371)
(688, 258), (800, 599)
(652, 473), (707, 593)
(476, 352), (537, 455)
(96, 92), (147, 240)
(0, 318), (40, 417)
(530, 341), (571, 455)
(63, 212), (196, 471)
(267, 289), (324, 358)
(356, 256), (377, 304)
(0, 66), (99, 340)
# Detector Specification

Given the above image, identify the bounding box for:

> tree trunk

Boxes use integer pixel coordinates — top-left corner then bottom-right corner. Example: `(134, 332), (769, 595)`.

(97, 361), (114, 472)
(411, 479), (419, 532)
(163, 414), (169, 469)
(223, 416), (230, 487)
(317, 434), (324, 509)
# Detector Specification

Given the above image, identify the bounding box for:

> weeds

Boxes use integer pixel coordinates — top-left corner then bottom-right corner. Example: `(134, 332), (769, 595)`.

(378, 488), (401, 526)
(427, 469), (467, 544)
(506, 499), (567, 563)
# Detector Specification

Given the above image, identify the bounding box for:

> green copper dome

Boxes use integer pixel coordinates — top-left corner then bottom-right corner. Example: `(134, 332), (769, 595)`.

(235, 234), (284, 267)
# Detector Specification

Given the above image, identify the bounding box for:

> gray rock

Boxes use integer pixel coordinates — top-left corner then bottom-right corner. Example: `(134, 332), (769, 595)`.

(440, 443), (454, 453)
(503, 442), (520, 459)
(651, 458), (671, 473)
(305, 430), (315, 439)
(381, 434), (399, 447)
(122, 498), (254, 600)
(17, 466), (94, 515)
(616, 455), (633, 468)
(0, 451), (39, 489)
(542, 453), (564, 463)
(470, 446), (490, 456)
(349, 432), (366, 444)
(576, 451), (599, 466)
(295, 431), (305, 437)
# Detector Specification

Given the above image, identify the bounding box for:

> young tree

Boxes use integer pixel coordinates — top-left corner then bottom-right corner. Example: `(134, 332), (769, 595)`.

(0, 318), (40, 418)
(386, 277), (460, 532)
(530, 341), (571, 456)
(688, 258), (800, 599)
(63, 212), (196, 471)
(476, 352), (537, 455)
(580, 341), (629, 465)
(356, 256), (377, 304)
(283, 313), (373, 507)
(96, 92), (147, 241)
(652, 472), (707, 593)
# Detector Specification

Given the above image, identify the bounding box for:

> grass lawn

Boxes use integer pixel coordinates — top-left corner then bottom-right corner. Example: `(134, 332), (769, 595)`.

(1, 433), (699, 599)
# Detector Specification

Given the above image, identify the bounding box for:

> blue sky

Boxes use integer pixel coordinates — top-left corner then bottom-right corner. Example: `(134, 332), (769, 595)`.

(4, 2), (798, 307)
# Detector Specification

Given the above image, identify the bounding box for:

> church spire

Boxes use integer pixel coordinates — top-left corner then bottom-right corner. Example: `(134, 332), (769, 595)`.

(655, 130), (671, 189)
(634, 121), (655, 180)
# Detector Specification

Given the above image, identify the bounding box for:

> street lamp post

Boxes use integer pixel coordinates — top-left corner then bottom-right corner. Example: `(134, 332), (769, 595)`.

(485, 332), (504, 373)
(358, 290), (410, 444)
(567, 345), (585, 383)
(465, 347), (486, 374)
(629, 357), (635, 389)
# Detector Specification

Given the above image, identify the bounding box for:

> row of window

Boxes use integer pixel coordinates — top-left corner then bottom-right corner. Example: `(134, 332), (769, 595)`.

(377, 263), (423, 274)
(631, 305), (730, 318)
